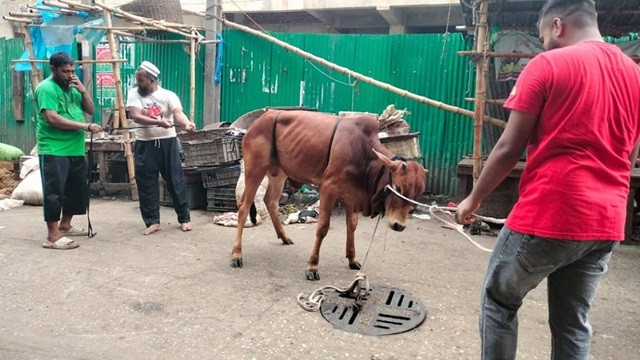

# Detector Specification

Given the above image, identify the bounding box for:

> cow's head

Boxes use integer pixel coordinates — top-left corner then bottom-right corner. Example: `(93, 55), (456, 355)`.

(374, 150), (427, 232)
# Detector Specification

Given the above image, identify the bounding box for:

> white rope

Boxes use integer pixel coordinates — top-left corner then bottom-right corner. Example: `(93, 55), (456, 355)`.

(297, 272), (370, 312)
(384, 185), (499, 252)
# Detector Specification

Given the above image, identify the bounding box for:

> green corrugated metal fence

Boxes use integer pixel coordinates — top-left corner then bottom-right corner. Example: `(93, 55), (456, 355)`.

(220, 30), (476, 195)
(0, 37), (37, 154)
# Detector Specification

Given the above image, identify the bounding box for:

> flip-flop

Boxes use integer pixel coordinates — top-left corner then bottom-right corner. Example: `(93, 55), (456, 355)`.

(42, 237), (79, 250)
(60, 227), (87, 237)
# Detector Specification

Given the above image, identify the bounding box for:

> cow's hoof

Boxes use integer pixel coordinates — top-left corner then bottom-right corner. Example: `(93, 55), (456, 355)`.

(349, 262), (362, 270)
(282, 238), (294, 245)
(230, 258), (243, 268)
(306, 270), (320, 281)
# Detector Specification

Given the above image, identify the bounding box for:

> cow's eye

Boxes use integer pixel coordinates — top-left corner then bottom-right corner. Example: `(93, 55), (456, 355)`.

(395, 185), (402, 194)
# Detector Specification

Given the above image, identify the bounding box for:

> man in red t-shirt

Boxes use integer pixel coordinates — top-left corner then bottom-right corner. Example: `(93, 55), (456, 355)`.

(456, 0), (640, 359)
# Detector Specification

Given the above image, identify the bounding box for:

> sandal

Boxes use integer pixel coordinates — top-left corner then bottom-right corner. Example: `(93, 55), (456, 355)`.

(60, 227), (87, 237)
(42, 237), (79, 250)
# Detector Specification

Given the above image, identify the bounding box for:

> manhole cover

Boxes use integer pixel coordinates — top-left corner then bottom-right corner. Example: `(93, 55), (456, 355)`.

(320, 284), (427, 336)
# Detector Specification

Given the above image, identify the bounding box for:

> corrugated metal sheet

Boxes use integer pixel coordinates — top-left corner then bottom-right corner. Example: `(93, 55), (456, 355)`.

(0, 37), (37, 153)
(221, 30), (475, 195)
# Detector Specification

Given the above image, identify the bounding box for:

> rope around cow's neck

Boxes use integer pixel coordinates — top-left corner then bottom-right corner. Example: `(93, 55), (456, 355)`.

(384, 185), (501, 253)
(296, 186), (502, 312)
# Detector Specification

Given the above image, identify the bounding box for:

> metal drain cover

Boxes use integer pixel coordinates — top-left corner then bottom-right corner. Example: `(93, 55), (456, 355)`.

(320, 284), (427, 336)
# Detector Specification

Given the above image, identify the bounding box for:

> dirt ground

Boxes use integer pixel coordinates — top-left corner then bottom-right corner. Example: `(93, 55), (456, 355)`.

(0, 161), (19, 198)
(0, 199), (638, 360)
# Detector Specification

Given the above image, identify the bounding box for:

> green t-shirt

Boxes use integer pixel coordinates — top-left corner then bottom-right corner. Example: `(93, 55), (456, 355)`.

(35, 77), (86, 156)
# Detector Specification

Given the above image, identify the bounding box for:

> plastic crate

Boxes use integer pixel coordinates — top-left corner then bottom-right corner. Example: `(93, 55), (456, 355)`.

(206, 186), (238, 212)
(200, 164), (241, 188)
(159, 170), (206, 210)
(182, 137), (242, 167)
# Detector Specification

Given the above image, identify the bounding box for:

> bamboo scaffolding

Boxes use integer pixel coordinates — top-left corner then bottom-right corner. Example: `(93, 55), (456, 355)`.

(103, 8), (138, 201)
(205, 13), (506, 129)
(92, 1), (199, 39)
(472, 0), (490, 183)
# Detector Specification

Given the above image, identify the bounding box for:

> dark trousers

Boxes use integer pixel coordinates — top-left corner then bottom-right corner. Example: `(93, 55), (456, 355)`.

(39, 155), (88, 222)
(134, 137), (190, 227)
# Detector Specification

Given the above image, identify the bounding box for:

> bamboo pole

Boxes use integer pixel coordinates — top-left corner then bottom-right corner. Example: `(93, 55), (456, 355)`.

(189, 32), (196, 122)
(13, 59), (128, 64)
(459, 50), (538, 59)
(465, 97), (506, 105)
(92, 1), (199, 39)
(216, 16), (506, 128)
(3, 16), (32, 23)
(54, 0), (98, 11)
(8, 12), (42, 18)
(103, 9), (138, 201)
(21, 25), (41, 90)
(472, 0), (490, 184)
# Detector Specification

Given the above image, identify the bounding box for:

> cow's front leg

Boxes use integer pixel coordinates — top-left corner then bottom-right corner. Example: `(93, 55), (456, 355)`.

(306, 192), (337, 281)
(345, 209), (361, 270)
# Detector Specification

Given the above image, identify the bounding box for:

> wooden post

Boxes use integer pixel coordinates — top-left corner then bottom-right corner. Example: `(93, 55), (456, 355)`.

(472, 0), (490, 184)
(203, 0), (222, 126)
(21, 25), (41, 90)
(189, 32), (196, 122)
(103, 9), (139, 201)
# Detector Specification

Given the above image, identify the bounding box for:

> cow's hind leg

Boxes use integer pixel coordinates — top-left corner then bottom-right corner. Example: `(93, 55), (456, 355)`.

(306, 189), (338, 281)
(345, 209), (361, 270)
(232, 163), (268, 268)
(265, 171), (293, 245)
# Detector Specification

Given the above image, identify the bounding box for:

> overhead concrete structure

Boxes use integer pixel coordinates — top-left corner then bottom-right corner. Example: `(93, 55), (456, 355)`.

(221, 0), (465, 34)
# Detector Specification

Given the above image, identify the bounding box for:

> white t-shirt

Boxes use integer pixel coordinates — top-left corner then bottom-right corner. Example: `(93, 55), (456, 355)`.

(126, 86), (182, 141)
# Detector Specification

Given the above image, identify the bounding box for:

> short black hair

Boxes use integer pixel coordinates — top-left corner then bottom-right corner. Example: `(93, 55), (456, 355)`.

(539, 0), (597, 28)
(49, 52), (74, 68)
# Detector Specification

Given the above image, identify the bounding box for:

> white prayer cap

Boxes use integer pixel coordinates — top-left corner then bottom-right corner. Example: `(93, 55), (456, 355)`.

(139, 61), (160, 78)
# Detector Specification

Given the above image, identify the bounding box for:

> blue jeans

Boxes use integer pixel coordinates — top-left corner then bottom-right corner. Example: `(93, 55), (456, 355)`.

(480, 226), (617, 360)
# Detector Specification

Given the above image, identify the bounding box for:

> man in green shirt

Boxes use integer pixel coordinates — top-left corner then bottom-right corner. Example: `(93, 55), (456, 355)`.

(35, 52), (102, 250)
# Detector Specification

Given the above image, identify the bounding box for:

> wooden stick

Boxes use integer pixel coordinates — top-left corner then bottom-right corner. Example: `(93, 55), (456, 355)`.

(13, 59), (128, 64)
(219, 17), (507, 129)
(472, 0), (490, 184)
(92, 1), (199, 39)
(112, 13), (204, 30)
(189, 33), (196, 122)
(103, 8), (138, 201)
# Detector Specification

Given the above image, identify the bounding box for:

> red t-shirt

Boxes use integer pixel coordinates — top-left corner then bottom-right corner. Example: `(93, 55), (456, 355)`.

(504, 40), (640, 240)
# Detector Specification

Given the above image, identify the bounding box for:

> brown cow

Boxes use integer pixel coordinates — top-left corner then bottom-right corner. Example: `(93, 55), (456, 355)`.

(233, 110), (426, 280)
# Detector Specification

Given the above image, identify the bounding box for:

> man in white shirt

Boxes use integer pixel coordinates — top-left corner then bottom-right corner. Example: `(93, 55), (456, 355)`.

(126, 61), (195, 235)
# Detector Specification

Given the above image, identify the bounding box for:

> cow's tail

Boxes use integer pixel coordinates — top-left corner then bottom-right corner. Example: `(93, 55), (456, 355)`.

(249, 203), (257, 225)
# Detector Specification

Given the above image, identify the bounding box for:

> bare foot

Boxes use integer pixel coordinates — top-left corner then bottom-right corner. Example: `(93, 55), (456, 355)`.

(181, 223), (192, 232)
(143, 224), (161, 235)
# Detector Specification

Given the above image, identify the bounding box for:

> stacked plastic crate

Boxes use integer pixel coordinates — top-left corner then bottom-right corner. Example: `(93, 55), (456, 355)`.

(177, 128), (244, 212)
